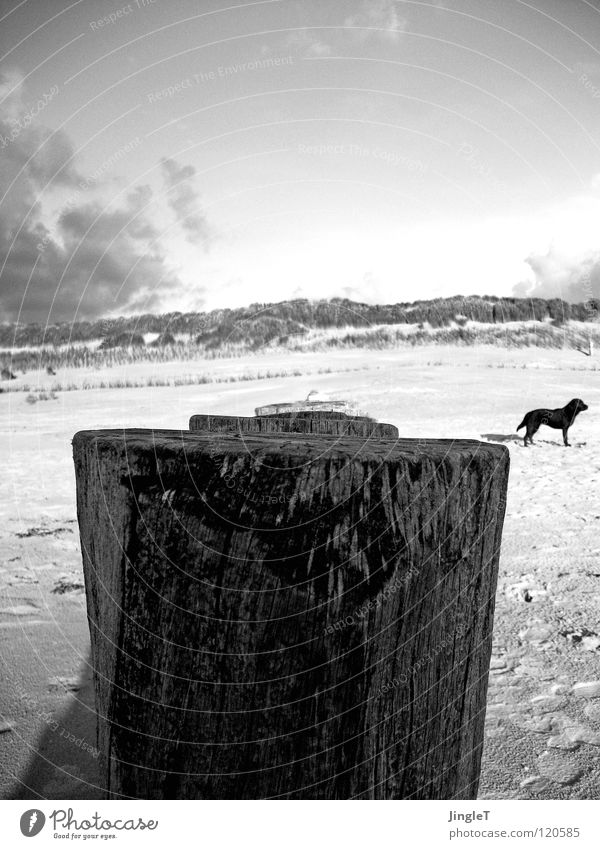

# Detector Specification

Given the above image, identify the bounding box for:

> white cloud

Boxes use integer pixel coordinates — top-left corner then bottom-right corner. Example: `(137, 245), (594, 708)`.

(199, 217), (535, 310)
(515, 248), (600, 302)
(285, 29), (332, 57)
(511, 196), (600, 302)
(262, 30), (332, 59)
(0, 67), (25, 121)
(198, 189), (600, 310)
(344, 0), (408, 42)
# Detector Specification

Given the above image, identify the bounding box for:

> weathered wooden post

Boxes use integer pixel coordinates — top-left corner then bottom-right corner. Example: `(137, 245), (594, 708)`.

(73, 412), (509, 800)
(189, 410), (399, 437)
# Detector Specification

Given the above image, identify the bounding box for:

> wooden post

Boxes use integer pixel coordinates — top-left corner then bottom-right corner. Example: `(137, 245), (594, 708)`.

(189, 412), (399, 438)
(73, 425), (509, 800)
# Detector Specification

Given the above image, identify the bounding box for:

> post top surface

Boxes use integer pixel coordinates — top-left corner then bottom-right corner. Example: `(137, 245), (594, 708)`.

(73, 428), (508, 463)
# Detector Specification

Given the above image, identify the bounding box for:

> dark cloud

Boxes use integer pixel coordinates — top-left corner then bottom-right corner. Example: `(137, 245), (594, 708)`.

(0, 76), (190, 324)
(160, 157), (211, 245)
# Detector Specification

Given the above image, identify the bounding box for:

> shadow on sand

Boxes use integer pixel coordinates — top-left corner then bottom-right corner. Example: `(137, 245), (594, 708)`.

(8, 651), (106, 800)
(481, 433), (522, 445)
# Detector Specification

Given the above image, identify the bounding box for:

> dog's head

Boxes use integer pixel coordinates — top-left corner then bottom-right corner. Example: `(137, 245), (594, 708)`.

(567, 398), (588, 416)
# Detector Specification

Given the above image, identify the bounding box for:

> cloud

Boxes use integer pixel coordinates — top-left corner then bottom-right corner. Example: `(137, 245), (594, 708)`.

(160, 157), (211, 245)
(283, 29), (332, 57)
(344, 0), (408, 42)
(0, 72), (187, 323)
(511, 195), (600, 303)
(514, 247), (600, 303)
(259, 30), (331, 60)
(0, 67), (26, 121)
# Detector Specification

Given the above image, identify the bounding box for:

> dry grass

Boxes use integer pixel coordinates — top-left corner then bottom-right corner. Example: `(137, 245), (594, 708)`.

(2, 365), (372, 395)
(2, 321), (599, 395)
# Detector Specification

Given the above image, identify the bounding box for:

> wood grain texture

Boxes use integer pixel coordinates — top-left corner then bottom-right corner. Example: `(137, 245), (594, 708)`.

(73, 429), (509, 800)
(189, 413), (399, 438)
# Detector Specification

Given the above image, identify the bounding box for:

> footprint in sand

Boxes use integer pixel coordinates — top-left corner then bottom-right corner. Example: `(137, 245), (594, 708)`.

(520, 775), (552, 793)
(48, 676), (81, 692)
(0, 603), (40, 616)
(537, 751), (585, 786)
(572, 681), (600, 699)
(52, 575), (84, 595)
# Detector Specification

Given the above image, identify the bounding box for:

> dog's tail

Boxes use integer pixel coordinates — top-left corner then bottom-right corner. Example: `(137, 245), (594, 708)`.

(516, 416), (527, 431)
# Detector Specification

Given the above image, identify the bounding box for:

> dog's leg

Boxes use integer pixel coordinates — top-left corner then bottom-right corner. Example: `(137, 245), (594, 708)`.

(563, 427), (570, 447)
(526, 424), (539, 445)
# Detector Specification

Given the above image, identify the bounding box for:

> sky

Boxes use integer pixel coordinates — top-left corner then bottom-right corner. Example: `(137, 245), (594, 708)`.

(2, 0), (600, 323)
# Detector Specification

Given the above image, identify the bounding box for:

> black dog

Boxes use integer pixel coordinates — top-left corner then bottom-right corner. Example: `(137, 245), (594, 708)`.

(517, 398), (588, 447)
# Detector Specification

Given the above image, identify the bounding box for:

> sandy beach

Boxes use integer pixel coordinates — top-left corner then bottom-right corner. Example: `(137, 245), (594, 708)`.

(1, 345), (600, 799)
